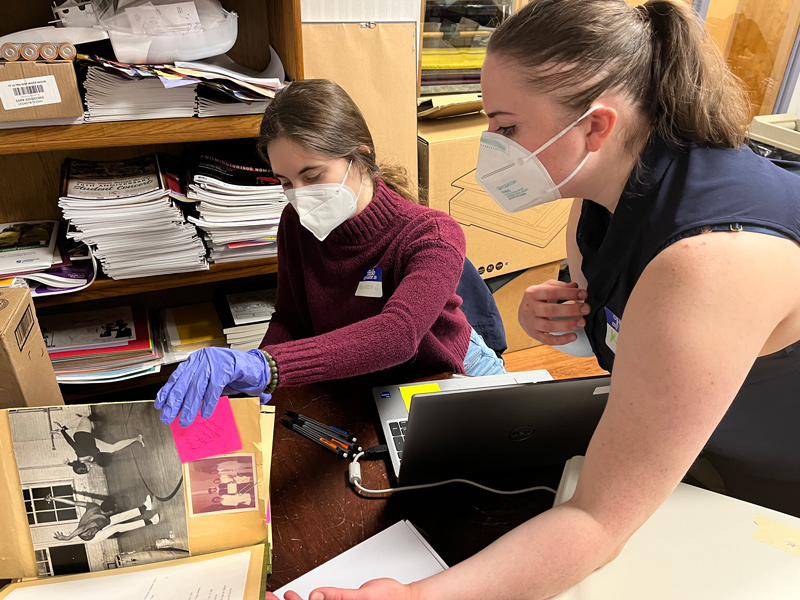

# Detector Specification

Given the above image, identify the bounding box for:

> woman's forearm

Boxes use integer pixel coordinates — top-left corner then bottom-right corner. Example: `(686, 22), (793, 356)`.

(411, 503), (621, 600)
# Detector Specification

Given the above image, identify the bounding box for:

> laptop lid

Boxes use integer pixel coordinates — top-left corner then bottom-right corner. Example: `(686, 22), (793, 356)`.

(373, 371), (553, 479)
(397, 375), (610, 486)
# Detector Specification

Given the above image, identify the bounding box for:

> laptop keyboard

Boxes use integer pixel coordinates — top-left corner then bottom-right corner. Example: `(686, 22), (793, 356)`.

(388, 419), (407, 460)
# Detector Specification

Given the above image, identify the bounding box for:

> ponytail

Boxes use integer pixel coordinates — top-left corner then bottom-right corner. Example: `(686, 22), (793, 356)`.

(377, 163), (418, 204)
(488, 0), (750, 150)
(640, 1), (749, 148)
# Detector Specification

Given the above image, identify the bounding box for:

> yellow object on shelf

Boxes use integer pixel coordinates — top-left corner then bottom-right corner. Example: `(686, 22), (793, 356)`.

(421, 47), (487, 71)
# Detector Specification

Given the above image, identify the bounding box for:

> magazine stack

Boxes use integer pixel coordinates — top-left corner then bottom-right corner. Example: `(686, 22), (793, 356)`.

(185, 139), (286, 263)
(59, 155), (208, 280)
(0, 221), (96, 296)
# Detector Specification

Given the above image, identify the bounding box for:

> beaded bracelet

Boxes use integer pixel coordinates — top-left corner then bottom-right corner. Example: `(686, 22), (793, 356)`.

(260, 349), (279, 394)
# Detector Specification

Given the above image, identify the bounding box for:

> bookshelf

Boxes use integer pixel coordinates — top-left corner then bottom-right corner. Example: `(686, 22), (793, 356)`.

(0, 115), (264, 155)
(34, 257), (279, 308)
(1, 0), (302, 400)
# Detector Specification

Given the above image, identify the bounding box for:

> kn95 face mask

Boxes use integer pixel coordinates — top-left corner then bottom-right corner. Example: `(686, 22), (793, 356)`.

(285, 160), (363, 241)
(476, 106), (600, 213)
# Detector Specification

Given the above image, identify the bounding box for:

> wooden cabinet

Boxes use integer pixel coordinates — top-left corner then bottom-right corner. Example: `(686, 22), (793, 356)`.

(0, 0), (301, 312)
(0, 0), (301, 399)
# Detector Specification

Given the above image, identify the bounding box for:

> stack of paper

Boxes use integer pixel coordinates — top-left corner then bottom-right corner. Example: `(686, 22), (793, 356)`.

(39, 306), (162, 383)
(163, 302), (227, 355)
(59, 155), (208, 280)
(83, 65), (197, 122)
(184, 140), (286, 263)
(274, 520), (448, 598)
(77, 50), (284, 122)
(176, 50), (284, 118)
(0, 222), (97, 296)
(216, 288), (276, 351)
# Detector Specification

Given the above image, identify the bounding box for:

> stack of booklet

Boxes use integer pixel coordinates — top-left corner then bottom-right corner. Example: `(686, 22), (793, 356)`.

(0, 222), (97, 296)
(0, 397), (275, 598)
(174, 50), (284, 118)
(39, 305), (161, 384)
(184, 140), (287, 263)
(59, 155), (208, 280)
(216, 288), (277, 351)
(162, 302), (227, 358)
(77, 52), (283, 123)
(0, 221), (96, 296)
(83, 64), (197, 122)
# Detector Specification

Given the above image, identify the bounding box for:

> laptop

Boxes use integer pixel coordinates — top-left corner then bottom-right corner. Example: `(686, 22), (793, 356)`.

(373, 372), (611, 485)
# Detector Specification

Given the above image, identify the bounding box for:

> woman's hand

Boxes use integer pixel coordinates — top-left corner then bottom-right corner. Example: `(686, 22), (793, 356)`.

(53, 532), (71, 541)
(267, 579), (413, 600)
(518, 280), (590, 346)
(154, 348), (272, 427)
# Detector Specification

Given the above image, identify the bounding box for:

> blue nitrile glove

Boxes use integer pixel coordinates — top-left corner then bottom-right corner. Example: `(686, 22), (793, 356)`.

(155, 348), (272, 427)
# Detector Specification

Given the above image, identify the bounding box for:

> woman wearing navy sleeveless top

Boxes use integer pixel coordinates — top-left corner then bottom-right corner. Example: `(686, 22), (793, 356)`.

(273, 2), (800, 600)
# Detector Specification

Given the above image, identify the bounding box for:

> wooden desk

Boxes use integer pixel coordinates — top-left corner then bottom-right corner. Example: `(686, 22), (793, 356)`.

(267, 356), (602, 590)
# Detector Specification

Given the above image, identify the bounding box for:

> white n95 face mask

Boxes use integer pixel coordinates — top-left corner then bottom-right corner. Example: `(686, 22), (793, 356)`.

(285, 160), (363, 241)
(476, 106), (600, 213)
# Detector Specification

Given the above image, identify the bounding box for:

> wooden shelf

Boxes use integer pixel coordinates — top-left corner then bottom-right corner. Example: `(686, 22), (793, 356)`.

(0, 115), (264, 156)
(34, 257), (278, 308)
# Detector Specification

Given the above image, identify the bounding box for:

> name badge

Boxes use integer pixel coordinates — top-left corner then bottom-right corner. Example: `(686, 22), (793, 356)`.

(355, 267), (383, 298)
(604, 307), (620, 354)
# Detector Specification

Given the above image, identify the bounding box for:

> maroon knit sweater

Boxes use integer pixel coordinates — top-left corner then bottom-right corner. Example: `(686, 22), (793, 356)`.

(260, 178), (472, 385)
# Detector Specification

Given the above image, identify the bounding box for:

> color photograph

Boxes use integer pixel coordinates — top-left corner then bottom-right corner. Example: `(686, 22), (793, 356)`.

(186, 454), (258, 517)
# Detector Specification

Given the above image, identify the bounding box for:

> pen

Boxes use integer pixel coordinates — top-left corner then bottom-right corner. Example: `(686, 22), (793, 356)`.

(280, 420), (349, 458)
(285, 410), (357, 443)
(325, 436), (363, 454)
(293, 420), (363, 452)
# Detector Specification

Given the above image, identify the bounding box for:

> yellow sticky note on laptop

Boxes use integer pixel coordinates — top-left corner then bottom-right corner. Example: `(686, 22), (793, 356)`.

(399, 383), (441, 412)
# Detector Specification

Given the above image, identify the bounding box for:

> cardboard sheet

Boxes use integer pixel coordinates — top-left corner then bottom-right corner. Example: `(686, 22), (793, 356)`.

(417, 93), (483, 119)
(302, 22), (419, 191)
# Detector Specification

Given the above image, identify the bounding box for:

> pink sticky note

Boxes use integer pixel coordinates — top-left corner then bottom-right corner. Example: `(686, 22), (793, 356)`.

(266, 499), (271, 525)
(170, 396), (243, 463)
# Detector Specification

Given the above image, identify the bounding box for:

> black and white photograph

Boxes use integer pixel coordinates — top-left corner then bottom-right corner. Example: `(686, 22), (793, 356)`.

(8, 402), (189, 577)
(186, 454), (258, 517)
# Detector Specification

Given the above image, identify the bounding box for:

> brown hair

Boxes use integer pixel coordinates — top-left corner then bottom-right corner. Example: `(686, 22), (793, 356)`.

(258, 79), (417, 202)
(488, 0), (750, 150)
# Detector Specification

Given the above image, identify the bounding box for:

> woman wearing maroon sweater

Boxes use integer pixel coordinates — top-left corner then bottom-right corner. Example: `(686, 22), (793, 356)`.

(156, 80), (505, 427)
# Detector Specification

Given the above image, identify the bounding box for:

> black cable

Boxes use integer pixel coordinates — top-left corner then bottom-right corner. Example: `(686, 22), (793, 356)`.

(125, 404), (184, 503)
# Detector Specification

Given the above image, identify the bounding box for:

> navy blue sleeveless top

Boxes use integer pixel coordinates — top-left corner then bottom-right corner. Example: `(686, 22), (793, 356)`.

(577, 137), (800, 481)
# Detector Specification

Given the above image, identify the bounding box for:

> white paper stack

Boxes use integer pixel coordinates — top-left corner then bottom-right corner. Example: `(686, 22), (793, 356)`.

(177, 49), (283, 118)
(59, 155), (208, 280)
(83, 66), (197, 122)
(185, 140), (287, 263)
(216, 288), (276, 351)
(196, 87), (272, 118)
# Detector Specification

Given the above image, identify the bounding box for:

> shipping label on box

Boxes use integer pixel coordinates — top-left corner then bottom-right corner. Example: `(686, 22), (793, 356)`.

(0, 61), (82, 123)
(418, 114), (569, 279)
(0, 75), (62, 111)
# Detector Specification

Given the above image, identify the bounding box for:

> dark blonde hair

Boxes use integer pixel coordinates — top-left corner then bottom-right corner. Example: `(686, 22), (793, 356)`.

(489, 0), (750, 149)
(258, 79), (416, 202)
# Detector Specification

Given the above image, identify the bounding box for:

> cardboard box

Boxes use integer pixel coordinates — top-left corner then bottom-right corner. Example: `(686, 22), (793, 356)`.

(489, 261), (562, 353)
(0, 60), (83, 123)
(302, 22), (419, 189)
(418, 113), (570, 279)
(0, 288), (63, 408)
